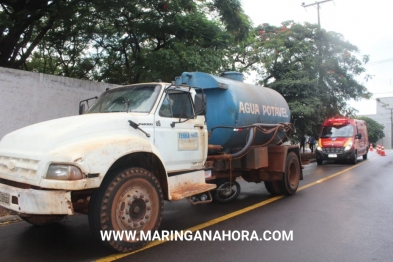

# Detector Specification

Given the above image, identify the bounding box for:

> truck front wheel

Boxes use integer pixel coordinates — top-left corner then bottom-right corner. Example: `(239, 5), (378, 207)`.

(89, 167), (164, 253)
(350, 151), (358, 164)
(279, 152), (301, 195)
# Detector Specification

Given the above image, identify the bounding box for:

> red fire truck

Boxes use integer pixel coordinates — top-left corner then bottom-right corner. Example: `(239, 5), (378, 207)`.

(316, 117), (369, 165)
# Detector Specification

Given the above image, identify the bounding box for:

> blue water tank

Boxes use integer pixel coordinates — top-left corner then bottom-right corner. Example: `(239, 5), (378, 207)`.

(175, 72), (291, 151)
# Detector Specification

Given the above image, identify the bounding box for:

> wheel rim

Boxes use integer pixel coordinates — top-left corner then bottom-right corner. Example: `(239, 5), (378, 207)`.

(91, 168), (164, 252)
(116, 186), (152, 231)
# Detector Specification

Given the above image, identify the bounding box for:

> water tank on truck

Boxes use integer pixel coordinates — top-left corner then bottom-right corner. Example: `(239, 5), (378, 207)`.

(174, 71), (291, 152)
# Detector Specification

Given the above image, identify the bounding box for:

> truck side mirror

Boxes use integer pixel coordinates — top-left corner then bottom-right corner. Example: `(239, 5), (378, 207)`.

(194, 94), (206, 116)
(79, 103), (86, 115)
(78, 96), (98, 115)
(356, 133), (362, 139)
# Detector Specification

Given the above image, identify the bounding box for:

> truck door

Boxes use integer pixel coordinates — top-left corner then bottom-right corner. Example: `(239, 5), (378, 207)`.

(154, 90), (206, 173)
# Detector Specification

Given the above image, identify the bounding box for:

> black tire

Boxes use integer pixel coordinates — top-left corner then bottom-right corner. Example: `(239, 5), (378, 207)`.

(350, 151), (358, 164)
(363, 152), (368, 160)
(316, 159), (323, 165)
(264, 181), (283, 195)
(212, 180), (240, 203)
(278, 152), (301, 195)
(20, 215), (65, 226)
(88, 167), (164, 253)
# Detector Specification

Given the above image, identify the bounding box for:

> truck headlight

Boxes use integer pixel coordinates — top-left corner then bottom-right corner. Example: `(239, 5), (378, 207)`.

(46, 164), (84, 180)
(316, 141), (322, 151)
(344, 140), (353, 151)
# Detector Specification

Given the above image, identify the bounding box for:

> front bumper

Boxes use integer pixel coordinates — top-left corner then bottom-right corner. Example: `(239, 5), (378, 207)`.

(0, 182), (72, 215)
(316, 149), (355, 161)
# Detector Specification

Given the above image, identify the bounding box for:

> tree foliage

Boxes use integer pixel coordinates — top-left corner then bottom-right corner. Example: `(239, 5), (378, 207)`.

(1, 0), (251, 83)
(0, 0), (90, 69)
(232, 21), (372, 137)
(1, 2), (374, 140)
(357, 116), (385, 144)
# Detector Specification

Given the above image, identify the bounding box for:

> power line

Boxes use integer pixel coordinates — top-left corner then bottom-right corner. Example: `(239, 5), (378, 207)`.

(366, 58), (393, 66)
(373, 92), (393, 95)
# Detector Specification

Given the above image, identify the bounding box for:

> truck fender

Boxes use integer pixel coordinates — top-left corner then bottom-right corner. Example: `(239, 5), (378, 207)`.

(47, 135), (170, 198)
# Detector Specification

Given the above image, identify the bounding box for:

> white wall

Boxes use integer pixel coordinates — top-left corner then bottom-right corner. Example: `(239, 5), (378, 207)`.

(0, 67), (117, 139)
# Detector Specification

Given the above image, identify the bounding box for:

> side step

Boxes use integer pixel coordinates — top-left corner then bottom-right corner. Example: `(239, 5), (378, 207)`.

(171, 183), (216, 200)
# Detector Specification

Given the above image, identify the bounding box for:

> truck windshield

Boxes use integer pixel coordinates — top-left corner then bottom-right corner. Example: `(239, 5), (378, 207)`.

(86, 84), (161, 113)
(321, 125), (354, 138)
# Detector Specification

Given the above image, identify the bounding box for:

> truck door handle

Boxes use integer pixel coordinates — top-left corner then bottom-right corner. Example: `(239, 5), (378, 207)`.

(194, 124), (204, 129)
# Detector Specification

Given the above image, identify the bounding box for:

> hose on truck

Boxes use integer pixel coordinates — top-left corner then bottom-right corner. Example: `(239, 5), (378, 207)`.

(208, 122), (295, 160)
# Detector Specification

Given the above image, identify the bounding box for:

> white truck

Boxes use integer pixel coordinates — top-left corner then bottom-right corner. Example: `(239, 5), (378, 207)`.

(0, 71), (302, 252)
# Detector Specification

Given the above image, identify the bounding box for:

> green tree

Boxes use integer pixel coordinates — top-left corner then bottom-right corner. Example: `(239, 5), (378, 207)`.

(2, 0), (252, 84)
(357, 116), (385, 144)
(0, 0), (91, 69)
(232, 21), (372, 137)
(88, 0), (251, 84)
(23, 0), (98, 78)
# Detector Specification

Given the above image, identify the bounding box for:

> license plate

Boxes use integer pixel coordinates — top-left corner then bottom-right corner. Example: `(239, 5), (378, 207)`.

(0, 191), (10, 206)
(328, 154), (337, 158)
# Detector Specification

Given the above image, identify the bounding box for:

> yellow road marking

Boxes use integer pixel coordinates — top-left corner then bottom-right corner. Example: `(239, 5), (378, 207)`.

(95, 159), (369, 262)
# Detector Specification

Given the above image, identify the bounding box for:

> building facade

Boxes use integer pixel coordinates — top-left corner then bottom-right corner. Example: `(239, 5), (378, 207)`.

(361, 97), (393, 149)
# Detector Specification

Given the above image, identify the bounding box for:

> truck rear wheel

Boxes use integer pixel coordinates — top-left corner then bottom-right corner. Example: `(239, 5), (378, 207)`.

(20, 215), (65, 226)
(279, 152), (301, 195)
(89, 167), (164, 253)
(264, 181), (283, 195)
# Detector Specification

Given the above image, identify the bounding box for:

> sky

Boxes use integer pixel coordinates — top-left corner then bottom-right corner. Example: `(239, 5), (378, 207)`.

(240, 0), (393, 115)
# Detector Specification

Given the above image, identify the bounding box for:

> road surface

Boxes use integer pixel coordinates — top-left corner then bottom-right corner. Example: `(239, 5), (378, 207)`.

(0, 150), (392, 262)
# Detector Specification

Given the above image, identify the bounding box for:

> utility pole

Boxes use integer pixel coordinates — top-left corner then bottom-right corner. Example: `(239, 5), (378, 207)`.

(301, 0), (334, 106)
(301, 0), (333, 28)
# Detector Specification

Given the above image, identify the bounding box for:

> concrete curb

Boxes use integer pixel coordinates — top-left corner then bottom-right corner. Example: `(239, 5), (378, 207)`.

(0, 214), (21, 224)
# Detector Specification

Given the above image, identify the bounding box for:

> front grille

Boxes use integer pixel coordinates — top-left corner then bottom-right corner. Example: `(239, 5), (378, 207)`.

(0, 156), (39, 180)
(322, 147), (344, 154)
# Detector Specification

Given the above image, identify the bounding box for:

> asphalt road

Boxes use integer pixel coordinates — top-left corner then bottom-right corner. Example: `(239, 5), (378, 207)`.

(1, 150), (392, 262)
